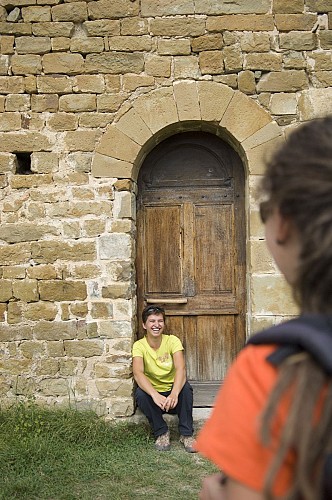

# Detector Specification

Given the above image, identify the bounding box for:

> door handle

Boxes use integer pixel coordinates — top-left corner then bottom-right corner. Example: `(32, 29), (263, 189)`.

(146, 298), (188, 304)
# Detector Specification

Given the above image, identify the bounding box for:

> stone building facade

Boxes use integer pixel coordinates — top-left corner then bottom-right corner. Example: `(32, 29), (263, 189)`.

(0, 0), (332, 419)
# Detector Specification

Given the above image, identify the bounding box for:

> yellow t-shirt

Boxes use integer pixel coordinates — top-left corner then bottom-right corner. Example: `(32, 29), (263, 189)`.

(132, 334), (184, 392)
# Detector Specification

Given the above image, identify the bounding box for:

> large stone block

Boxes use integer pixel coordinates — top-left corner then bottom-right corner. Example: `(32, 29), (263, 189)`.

(116, 108), (152, 146)
(195, 0), (270, 14)
(145, 54), (171, 77)
(84, 20), (120, 36)
(16, 36), (51, 54)
(320, 30), (332, 49)
(270, 93), (297, 114)
(24, 301), (57, 321)
(99, 233), (132, 260)
(11, 54), (42, 75)
(245, 53), (282, 71)
(92, 153), (133, 179)
(87, 0), (139, 20)
(199, 50), (224, 74)
(150, 18), (205, 37)
(42, 53), (84, 74)
(39, 378), (69, 397)
(298, 88), (332, 120)
(63, 339), (104, 357)
(59, 94), (96, 112)
(306, 0), (332, 12)
(0, 112), (21, 131)
(173, 80), (200, 121)
(39, 281), (87, 301)
(32, 22), (74, 37)
(0, 223), (58, 243)
(173, 55), (200, 78)
(0, 131), (53, 152)
(239, 32), (271, 52)
(132, 87), (178, 133)
(22, 6), (51, 22)
(31, 241), (96, 263)
(85, 52), (144, 74)
(70, 37), (104, 54)
(220, 91), (271, 142)
(158, 38), (191, 55)
(96, 125), (140, 162)
(197, 81), (234, 122)
(64, 130), (102, 152)
(108, 35), (152, 52)
(51, 2), (88, 22)
(272, 0), (304, 13)
(0, 76), (24, 93)
(257, 70), (308, 92)
(207, 15), (274, 31)
(34, 320), (82, 341)
(279, 33), (316, 50)
(251, 275), (298, 316)
(99, 320), (132, 339)
(275, 14), (317, 31)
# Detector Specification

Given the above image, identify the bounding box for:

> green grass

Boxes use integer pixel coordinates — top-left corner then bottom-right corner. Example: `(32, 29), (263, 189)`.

(0, 402), (217, 500)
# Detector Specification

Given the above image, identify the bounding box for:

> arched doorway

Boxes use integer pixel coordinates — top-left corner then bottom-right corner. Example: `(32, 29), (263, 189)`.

(136, 131), (246, 406)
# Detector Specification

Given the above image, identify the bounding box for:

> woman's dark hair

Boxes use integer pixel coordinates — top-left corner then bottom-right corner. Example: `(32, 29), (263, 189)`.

(260, 117), (332, 499)
(142, 305), (165, 324)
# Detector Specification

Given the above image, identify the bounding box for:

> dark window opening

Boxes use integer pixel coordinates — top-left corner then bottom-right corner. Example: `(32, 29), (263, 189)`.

(15, 153), (32, 174)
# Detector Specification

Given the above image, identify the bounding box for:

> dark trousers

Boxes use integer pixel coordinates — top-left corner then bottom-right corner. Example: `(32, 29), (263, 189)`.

(135, 381), (194, 438)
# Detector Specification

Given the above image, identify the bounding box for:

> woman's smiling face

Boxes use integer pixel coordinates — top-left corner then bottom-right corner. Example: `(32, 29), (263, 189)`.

(143, 313), (165, 339)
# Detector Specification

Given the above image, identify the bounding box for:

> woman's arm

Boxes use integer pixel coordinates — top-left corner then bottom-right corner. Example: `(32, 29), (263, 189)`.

(164, 350), (186, 411)
(132, 356), (167, 409)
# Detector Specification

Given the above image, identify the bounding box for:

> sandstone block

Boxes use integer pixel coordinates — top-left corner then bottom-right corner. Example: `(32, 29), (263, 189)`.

(158, 38), (191, 55)
(30, 152), (58, 174)
(0, 76), (24, 93)
(0, 54), (9, 74)
(87, 0), (139, 20)
(64, 130), (102, 152)
(257, 70), (308, 92)
(27, 264), (57, 280)
(39, 378), (69, 397)
(51, 2), (88, 22)
(132, 86), (178, 134)
(0, 303), (6, 321)
(0, 35), (14, 54)
(250, 240), (276, 273)
(122, 74), (154, 91)
(22, 6), (51, 22)
(150, 18), (205, 37)
(73, 75), (104, 93)
(0, 131), (53, 152)
(13, 280), (39, 302)
(0, 324), (32, 342)
(245, 53), (282, 71)
(314, 71), (332, 87)
(0, 243), (31, 265)
(34, 320), (80, 341)
(145, 54), (171, 77)
(306, 0), (332, 12)
(70, 301), (89, 317)
(20, 340), (45, 358)
(141, 0), (194, 16)
(32, 22), (74, 37)
(51, 37), (70, 51)
(42, 53), (84, 74)
(36, 359), (59, 376)
(59, 359), (79, 377)
(298, 88), (332, 120)
(195, 0), (270, 14)
(108, 35), (152, 52)
(95, 363), (131, 379)
(47, 341), (65, 357)
(31, 240), (90, 267)
(37, 75), (72, 93)
(2, 266), (26, 279)
(0, 280), (12, 301)
(96, 124), (140, 162)
(116, 108), (152, 146)
(197, 81), (234, 122)
(0, 358), (32, 376)
(221, 91), (271, 142)
(95, 379), (132, 398)
(279, 33), (316, 50)
(11, 54), (42, 75)
(191, 34), (223, 52)
(96, 93), (126, 113)
(16, 36), (51, 55)
(101, 283), (132, 299)
(90, 302), (113, 319)
(246, 135), (284, 175)
(63, 339), (104, 357)
(99, 233), (132, 260)
(309, 52), (332, 71)
(223, 45), (243, 71)
(84, 20), (120, 36)
(92, 154), (133, 179)
(207, 15), (274, 31)
(272, 0), (304, 13)
(173, 55), (200, 78)
(79, 112), (114, 129)
(70, 37), (104, 54)
(39, 281), (87, 301)
(251, 275), (298, 315)
(270, 93), (297, 114)
(7, 301), (23, 324)
(120, 17), (148, 36)
(173, 80), (200, 121)
(59, 94), (96, 112)
(283, 51), (306, 69)
(85, 52), (144, 74)
(48, 113), (78, 131)
(10, 173), (53, 188)
(238, 70), (256, 94)
(320, 31), (332, 49)
(24, 301), (57, 321)
(31, 94), (59, 112)
(0, 22), (32, 35)
(5, 94), (30, 112)
(275, 14), (317, 31)
(239, 32), (271, 52)
(99, 320), (132, 339)
(0, 112), (21, 131)
(199, 50), (224, 74)
(1, 223), (58, 243)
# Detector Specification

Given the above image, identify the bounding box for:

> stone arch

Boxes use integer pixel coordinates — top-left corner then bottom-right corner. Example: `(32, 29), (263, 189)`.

(91, 80), (284, 181)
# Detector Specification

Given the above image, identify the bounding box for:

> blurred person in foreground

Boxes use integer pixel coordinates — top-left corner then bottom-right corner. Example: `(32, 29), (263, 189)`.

(196, 116), (332, 500)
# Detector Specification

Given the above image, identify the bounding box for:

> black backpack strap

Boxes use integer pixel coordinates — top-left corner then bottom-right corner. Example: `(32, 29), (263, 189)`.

(322, 453), (332, 499)
(247, 315), (332, 374)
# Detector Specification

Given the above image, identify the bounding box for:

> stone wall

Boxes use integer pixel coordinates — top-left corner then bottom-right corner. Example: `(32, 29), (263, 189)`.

(0, 0), (332, 418)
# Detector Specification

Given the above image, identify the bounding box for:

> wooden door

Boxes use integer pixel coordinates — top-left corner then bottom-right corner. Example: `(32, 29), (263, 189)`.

(136, 132), (246, 406)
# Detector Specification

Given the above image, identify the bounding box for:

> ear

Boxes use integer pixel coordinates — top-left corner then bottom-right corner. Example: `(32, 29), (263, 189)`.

(275, 209), (292, 245)
(142, 322), (147, 330)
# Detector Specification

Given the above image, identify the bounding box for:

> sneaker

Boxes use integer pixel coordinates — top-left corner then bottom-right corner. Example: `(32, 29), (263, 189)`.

(179, 435), (197, 453)
(155, 431), (171, 451)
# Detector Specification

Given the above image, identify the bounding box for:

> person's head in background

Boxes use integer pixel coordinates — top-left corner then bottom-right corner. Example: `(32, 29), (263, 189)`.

(259, 116), (332, 314)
